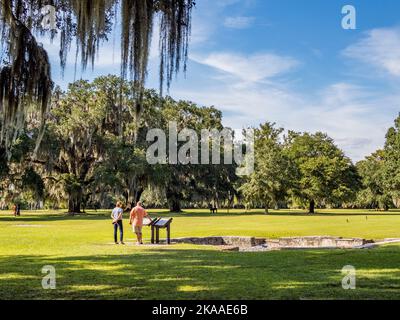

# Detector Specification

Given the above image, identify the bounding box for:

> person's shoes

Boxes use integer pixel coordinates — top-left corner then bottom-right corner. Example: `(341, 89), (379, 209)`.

(115, 242), (119, 245)
(120, 242), (125, 245)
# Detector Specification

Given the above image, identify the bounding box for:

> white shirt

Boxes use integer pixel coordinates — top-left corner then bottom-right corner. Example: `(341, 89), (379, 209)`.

(112, 207), (123, 220)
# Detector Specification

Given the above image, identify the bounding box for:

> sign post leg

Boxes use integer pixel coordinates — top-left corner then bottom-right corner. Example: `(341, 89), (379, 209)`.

(167, 225), (171, 244)
(151, 226), (155, 244)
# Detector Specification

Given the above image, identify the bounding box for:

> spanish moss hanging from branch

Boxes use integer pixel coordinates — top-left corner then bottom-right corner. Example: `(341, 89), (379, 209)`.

(0, 0), (195, 156)
(0, 0), (53, 158)
(157, 0), (194, 96)
(57, 0), (194, 98)
(120, 0), (194, 114)
(69, 0), (115, 70)
(120, 0), (154, 116)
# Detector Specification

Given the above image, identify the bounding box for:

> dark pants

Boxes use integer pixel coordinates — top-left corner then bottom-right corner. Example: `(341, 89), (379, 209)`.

(114, 220), (123, 243)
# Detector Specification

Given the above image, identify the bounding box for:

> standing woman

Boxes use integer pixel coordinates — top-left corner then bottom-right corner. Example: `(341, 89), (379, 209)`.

(111, 201), (125, 245)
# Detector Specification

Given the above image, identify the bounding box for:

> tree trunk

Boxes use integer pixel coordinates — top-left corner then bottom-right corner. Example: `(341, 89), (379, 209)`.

(169, 199), (181, 213)
(309, 200), (315, 214)
(127, 189), (144, 210)
(68, 198), (81, 214)
(135, 189), (144, 203)
(68, 190), (82, 214)
(123, 192), (129, 208)
(265, 205), (269, 214)
(166, 188), (182, 213)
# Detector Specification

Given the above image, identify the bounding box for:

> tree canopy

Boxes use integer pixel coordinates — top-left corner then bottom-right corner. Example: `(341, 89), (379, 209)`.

(383, 114), (400, 203)
(9, 75), (237, 213)
(356, 150), (391, 210)
(3, 75), (400, 214)
(285, 132), (360, 213)
(240, 122), (294, 213)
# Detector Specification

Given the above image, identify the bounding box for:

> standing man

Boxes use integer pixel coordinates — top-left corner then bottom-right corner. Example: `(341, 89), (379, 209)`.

(129, 202), (150, 245)
(111, 201), (124, 245)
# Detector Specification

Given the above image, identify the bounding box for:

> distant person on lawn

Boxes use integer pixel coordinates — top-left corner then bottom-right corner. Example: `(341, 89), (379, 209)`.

(129, 202), (150, 245)
(111, 201), (124, 245)
(13, 204), (20, 217)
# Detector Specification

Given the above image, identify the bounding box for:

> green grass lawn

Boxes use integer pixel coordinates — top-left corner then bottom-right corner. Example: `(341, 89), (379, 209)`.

(0, 208), (400, 300)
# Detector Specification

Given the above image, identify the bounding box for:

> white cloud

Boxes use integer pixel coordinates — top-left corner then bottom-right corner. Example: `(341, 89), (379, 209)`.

(191, 52), (299, 83)
(343, 27), (400, 76)
(172, 55), (399, 162)
(223, 16), (255, 29)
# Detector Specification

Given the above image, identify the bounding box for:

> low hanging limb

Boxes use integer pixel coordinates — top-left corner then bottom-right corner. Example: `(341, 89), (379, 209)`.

(0, 0), (195, 157)
(0, 0), (53, 158)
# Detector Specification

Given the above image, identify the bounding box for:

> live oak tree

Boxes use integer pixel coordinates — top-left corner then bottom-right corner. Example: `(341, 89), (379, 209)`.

(286, 131), (360, 213)
(38, 80), (109, 213)
(356, 150), (392, 210)
(39, 76), (152, 213)
(354, 114), (400, 210)
(0, 0), (195, 158)
(160, 100), (235, 212)
(240, 122), (294, 213)
(30, 75), (236, 213)
(0, 130), (43, 207)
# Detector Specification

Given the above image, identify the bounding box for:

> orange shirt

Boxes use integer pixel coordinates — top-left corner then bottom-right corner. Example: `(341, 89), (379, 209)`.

(130, 206), (148, 227)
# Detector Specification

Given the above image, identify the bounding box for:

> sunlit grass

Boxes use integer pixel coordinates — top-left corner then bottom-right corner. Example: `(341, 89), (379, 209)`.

(0, 209), (399, 299)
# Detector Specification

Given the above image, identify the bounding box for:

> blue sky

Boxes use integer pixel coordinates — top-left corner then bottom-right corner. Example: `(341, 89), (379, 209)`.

(42, 0), (400, 161)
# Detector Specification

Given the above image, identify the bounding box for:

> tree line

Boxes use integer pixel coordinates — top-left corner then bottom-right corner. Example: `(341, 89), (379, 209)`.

(1, 76), (400, 213)
(241, 117), (400, 213)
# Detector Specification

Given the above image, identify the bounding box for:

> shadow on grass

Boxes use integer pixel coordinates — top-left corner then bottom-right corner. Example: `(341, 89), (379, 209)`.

(247, 211), (400, 217)
(0, 214), (111, 223)
(2, 209), (400, 222)
(1, 246), (400, 300)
